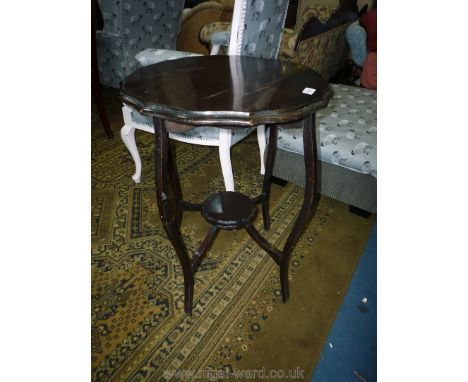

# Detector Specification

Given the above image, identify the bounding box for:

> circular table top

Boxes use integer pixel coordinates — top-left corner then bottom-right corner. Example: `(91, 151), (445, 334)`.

(121, 55), (333, 129)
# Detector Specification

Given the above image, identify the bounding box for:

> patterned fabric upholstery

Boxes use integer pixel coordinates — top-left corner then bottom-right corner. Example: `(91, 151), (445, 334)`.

(277, 84), (377, 177)
(170, 126), (257, 145)
(277, 5), (357, 80)
(200, 21), (232, 44)
(290, 21), (353, 80)
(147, 0), (290, 62)
(211, 30), (232, 45)
(96, 0), (185, 88)
(279, 5), (336, 57)
(135, 49), (202, 66)
(201, 0), (290, 59)
(234, 0), (290, 58)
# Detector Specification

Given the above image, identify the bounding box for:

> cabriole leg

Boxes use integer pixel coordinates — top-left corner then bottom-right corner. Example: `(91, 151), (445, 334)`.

(280, 115), (319, 302)
(121, 124), (142, 183)
(153, 117), (194, 314)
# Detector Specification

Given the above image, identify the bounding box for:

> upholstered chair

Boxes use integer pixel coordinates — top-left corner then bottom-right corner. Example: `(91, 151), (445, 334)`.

(95, 0), (186, 88)
(121, 0), (290, 191)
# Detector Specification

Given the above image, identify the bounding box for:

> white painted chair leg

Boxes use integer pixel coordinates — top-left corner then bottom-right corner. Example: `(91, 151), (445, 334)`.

(218, 128), (235, 191)
(121, 124), (142, 183)
(210, 44), (221, 55)
(257, 125), (267, 175)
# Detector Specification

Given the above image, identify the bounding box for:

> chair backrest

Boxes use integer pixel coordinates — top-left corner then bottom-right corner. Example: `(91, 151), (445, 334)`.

(98, 0), (186, 50)
(228, 0), (290, 59)
(98, 0), (121, 34)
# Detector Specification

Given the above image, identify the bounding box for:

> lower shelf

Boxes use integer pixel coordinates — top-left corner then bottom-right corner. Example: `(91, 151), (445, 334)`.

(201, 191), (258, 229)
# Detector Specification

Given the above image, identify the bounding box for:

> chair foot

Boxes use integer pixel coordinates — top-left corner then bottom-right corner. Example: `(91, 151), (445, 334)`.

(121, 124), (142, 184)
(131, 173), (141, 183)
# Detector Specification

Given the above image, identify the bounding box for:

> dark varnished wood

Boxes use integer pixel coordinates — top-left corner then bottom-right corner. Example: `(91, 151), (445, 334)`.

(92, 0), (113, 138)
(123, 57), (331, 315)
(121, 55), (333, 128)
(279, 114), (320, 301)
(261, 125), (278, 231)
(153, 117), (194, 314)
(245, 223), (282, 266)
(201, 192), (258, 229)
(167, 142), (183, 229)
(192, 226), (220, 273)
(180, 201), (203, 211)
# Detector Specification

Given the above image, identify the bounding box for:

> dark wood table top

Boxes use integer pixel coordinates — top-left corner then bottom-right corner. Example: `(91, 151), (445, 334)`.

(121, 55), (333, 130)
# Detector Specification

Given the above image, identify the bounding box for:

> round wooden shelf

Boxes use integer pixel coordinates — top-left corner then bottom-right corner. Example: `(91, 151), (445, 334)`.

(201, 191), (257, 229)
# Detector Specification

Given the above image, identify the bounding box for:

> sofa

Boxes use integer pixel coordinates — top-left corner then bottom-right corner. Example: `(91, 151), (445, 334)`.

(265, 4), (377, 214)
(279, 4), (357, 80)
(273, 84), (377, 214)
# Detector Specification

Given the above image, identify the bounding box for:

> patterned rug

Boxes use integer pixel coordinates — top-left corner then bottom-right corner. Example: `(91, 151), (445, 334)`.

(92, 89), (375, 381)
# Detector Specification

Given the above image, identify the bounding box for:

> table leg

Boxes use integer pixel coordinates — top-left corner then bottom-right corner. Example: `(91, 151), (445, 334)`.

(153, 115), (319, 314)
(168, 141), (183, 230)
(261, 125), (277, 231)
(153, 117), (194, 315)
(280, 114), (319, 302)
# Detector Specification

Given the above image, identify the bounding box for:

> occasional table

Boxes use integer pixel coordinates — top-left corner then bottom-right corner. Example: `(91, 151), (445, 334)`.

(121, 55), (333, 315)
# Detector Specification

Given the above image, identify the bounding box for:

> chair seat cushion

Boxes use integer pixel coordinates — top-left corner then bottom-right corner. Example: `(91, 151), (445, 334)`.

(171, 126), (255, 145)
(129, 108), (254, 145)
(135, 48), (202, 66)
(277, 84), (377, 177)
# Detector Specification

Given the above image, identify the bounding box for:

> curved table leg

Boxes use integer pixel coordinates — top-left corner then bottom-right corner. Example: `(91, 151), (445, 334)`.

(168, 141), (184, 230)
(153, 117), (194, 315)
(280, 114), (319, 302)
(152, 115), (319, 314)
(261, 125), (277, 231)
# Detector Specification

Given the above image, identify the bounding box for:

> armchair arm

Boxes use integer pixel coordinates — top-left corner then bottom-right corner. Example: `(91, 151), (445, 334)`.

(135, 48), (202, 67)
(211, 31), (231, 46)
(278, 28), (298, 59)
(200, 21), (232, 45)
